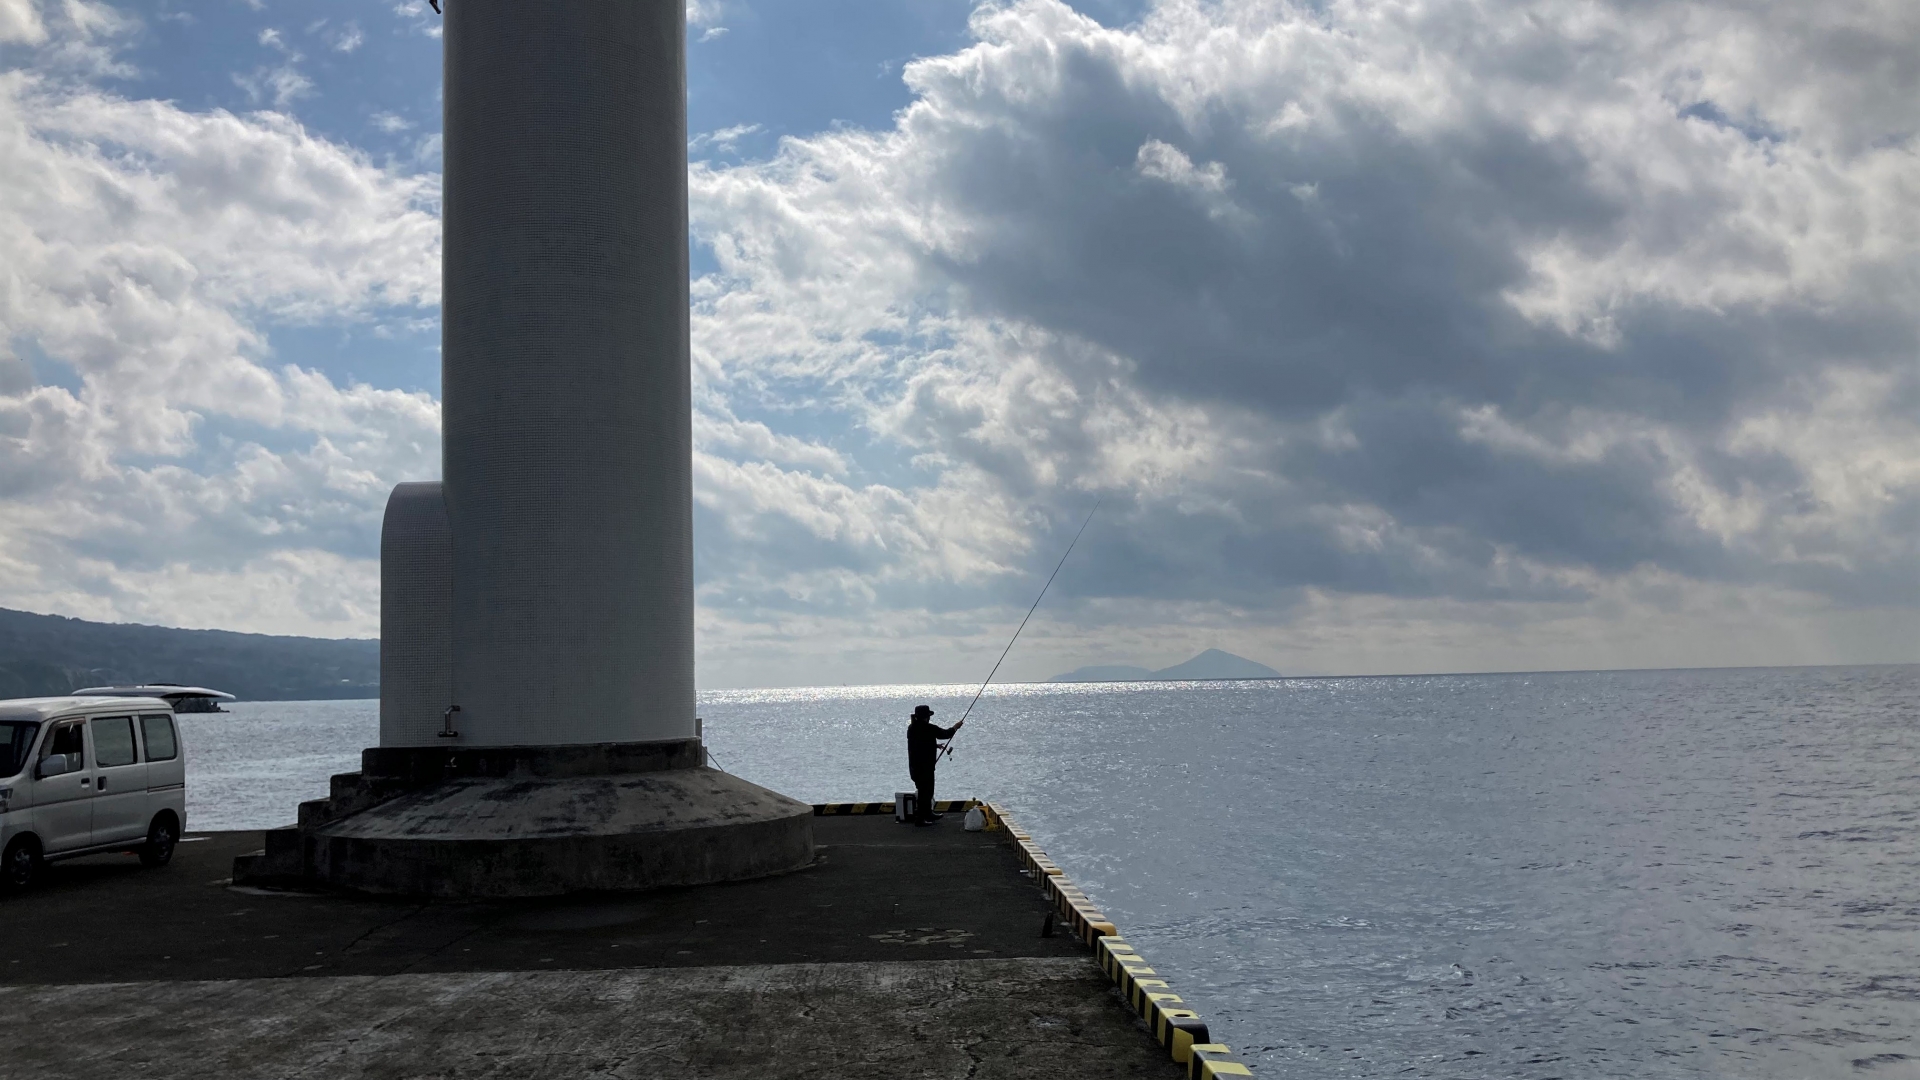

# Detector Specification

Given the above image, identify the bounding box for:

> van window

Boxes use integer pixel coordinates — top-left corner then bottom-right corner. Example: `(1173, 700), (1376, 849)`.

(139, 714), (178, 762)
(43, 721), (84, 767)
(92, 716), (137, 767)
(0, 722), (38, 777)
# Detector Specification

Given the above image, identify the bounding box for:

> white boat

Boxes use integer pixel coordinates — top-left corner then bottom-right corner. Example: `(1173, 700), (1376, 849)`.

(71, 684), (235, 713)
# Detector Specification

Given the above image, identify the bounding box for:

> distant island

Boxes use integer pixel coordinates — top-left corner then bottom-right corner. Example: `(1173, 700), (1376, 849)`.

(1051, 648), (1281, 682)
(0, 607), (377, 702)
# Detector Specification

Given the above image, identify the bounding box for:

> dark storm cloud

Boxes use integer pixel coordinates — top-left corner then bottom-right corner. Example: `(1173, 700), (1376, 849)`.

(801, 0), (1920, 611)
(676, 0), (1920, 686)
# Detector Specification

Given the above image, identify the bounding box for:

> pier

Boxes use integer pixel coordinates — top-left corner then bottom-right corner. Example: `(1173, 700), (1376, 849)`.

(0, 811), (1239, 1078)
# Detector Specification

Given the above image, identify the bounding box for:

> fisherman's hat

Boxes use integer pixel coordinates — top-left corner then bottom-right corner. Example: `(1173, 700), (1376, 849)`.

(912, 704), (935, 717)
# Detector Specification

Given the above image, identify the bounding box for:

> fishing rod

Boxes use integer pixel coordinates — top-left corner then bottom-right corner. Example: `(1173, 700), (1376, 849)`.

(938, 500), (1100, 761)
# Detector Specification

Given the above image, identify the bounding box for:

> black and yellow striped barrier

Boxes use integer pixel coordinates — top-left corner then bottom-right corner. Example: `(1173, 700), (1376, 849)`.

(1046, 876), (1119, 944)
(990, 808), (1114, 944)
(1186, 1044), (1255, 1078)
(1097, 936), (1210, 1061)
(987, 802), (1256, 1075)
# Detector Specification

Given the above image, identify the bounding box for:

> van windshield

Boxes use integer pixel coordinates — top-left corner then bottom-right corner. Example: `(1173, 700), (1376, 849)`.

(0, 721), (39, 778)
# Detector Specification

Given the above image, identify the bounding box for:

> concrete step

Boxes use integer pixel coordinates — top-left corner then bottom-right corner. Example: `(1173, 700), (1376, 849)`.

(326, 771), (414, 819)
(328, 771), (362, 801)
(289, 770), (815, 897)
(262, 826), (303, 862)
(233, 833), (305, 886)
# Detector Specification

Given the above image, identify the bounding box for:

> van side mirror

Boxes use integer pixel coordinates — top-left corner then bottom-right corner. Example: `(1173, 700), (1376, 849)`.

(37, 755), (68, 779)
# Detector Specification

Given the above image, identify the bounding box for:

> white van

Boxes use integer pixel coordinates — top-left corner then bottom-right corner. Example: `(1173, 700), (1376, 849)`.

(0, 696), (186, 890)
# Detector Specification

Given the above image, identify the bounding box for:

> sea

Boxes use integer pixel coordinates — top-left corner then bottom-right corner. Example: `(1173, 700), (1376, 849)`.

(182, 664), (1920, 1079)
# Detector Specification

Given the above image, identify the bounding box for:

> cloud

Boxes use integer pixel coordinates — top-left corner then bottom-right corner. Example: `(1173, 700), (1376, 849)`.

(683, 0), (1920, 682)
(10, 0), (135, 78)
(0, 0), (48, 45)
(298, 17), (365, 54)
(1134, 138), (1249, 225)
(0, 15), (440, 636)
(390, 0), (441, 40)
(331, 20), (364, 53)
(689, 122), (761, 156)
(236, 25), (316, 107)
(233, 63), (313, 108)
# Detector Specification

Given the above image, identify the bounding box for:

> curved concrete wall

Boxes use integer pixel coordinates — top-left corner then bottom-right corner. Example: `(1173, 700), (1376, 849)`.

(379, 482), (453, 747)
(441, 0), (693, 745)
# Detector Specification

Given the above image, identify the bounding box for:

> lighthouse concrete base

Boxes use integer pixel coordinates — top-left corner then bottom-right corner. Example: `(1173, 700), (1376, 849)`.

(232, 740), (815, 898)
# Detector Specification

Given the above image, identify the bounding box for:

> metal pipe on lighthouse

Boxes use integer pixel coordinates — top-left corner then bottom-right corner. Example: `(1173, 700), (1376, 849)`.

(391, 0), (694, 747)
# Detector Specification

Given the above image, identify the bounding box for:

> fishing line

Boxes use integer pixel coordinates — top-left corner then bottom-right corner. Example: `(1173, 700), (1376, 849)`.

(939, 499), (1101, 761)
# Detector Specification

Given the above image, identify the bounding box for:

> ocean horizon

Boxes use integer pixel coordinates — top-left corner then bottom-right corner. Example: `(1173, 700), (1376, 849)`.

(192, 658), (1920, 700)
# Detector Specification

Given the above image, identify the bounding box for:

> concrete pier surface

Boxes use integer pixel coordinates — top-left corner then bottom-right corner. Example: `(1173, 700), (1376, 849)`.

(1, 816), (1184, 1079)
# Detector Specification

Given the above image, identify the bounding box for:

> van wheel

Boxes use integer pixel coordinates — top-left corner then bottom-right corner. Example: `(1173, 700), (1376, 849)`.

(139, 816), (177, 868)
(2, 837), (41, 891)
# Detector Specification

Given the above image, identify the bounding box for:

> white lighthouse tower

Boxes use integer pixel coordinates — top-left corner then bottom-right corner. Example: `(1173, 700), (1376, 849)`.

(239, 0), (813, 898)
(436, 0), (696, 748)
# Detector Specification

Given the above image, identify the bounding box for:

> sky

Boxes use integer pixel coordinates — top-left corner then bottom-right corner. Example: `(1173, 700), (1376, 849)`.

(0, 0), (1915, 688)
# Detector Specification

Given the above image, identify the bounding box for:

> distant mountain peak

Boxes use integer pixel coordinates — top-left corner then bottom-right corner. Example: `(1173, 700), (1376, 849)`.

(1150, 649), (1282, 681)
(1050, 648), (1280, 683)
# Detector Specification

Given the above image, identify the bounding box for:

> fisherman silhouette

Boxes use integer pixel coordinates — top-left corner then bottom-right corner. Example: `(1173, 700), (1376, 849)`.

(906, 705), (961, 825)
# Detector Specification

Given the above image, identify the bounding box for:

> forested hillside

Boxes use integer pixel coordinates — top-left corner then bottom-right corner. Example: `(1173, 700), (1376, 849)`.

(0, 607), (377, 701)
